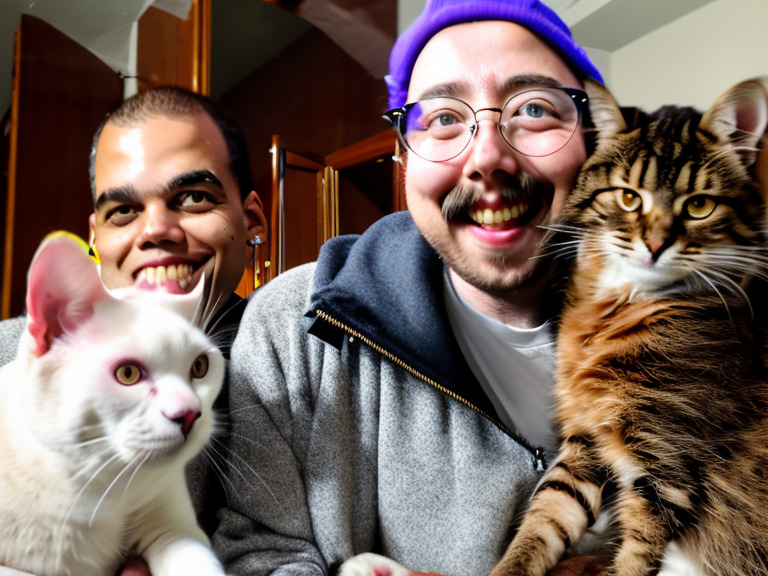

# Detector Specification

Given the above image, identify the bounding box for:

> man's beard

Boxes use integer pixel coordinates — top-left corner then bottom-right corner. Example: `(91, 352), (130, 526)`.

(437, 172), (558, 294)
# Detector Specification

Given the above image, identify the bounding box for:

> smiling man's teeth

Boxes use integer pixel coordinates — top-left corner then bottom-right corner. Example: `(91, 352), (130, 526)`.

(139, 264), (192, 289)
(470, 203), (529, 226)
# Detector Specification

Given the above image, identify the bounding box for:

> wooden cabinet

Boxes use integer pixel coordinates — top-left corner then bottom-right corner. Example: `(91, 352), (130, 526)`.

(1, 15), (122, 319)
(2, 0), (397, 309)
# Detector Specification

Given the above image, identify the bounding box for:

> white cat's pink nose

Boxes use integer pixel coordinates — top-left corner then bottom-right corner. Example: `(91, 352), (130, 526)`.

(165, 409), (201, 438)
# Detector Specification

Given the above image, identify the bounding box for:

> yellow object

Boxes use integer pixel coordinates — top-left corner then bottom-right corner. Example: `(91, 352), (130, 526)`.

(41, 231), (100, 264)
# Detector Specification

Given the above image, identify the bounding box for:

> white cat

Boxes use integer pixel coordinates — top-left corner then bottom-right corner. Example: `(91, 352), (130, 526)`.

(0, 235), (226, 576)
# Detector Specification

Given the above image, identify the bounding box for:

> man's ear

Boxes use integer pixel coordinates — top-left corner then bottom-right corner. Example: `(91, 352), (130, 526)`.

(88, 213), (96, 240)
(243, 190), (268, 240)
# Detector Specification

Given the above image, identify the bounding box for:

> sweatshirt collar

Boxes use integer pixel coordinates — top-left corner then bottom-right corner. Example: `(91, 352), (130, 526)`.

(308, 211), (498, 417)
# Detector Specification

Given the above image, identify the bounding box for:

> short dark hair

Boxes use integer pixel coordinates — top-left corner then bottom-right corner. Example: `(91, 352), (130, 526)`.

(89, 86), (254, 202)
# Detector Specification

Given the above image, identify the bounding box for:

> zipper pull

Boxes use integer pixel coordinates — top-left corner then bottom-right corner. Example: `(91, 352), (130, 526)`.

(533, 448), (546, 472)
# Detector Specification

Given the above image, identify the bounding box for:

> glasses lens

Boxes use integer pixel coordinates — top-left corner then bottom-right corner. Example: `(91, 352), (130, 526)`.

(402, 97), (474, 162)
(500, 88), (581, 157)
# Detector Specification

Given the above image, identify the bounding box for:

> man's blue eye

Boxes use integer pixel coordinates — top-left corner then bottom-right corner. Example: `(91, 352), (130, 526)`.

(523, 103), (545, 118)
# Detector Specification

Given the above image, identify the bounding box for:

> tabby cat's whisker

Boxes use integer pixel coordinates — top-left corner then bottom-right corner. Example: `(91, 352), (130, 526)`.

(531, 242), (580, 260)
(690, 269), (736, 322)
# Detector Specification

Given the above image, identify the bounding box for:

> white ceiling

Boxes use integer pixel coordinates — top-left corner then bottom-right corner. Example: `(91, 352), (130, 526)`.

(556, 0), (717, 51)
(0, 0), (717, 116)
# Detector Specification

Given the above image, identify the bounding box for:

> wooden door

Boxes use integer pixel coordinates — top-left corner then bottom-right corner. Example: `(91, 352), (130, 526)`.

(137, 0), (211, 95)
(266, 129), (404, 284)
(270, 135), (325, 277)
(2, 15), (123, 319)
(324, 129), (404, 236)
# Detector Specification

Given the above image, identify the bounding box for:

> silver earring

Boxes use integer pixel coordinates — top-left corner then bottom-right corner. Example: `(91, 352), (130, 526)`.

(247, 236), (263, 247)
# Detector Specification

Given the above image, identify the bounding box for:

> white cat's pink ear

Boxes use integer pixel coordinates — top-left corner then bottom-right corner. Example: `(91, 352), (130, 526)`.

(700, 76), (768, 165)
(25, 234), (109, 357)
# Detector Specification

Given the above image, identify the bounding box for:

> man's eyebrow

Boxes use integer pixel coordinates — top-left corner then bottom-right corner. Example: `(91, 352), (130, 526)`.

(93, 170), (224, 211)
(501, 74), (565, 93)
(169, 170), (224, 191)
(94, 184), (138, 210)
(416, 81), (471, 102)
(414, 75), (566, 104)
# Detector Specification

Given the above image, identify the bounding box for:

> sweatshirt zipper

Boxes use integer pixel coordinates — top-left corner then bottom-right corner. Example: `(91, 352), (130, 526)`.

(314, 309), (547, 471)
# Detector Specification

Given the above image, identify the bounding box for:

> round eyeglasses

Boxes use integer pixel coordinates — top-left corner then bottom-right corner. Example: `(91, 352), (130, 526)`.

(384, 87), (588, 163)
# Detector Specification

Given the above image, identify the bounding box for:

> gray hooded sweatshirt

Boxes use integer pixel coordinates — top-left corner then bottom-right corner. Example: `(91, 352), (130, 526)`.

(211, 212), (554, 576)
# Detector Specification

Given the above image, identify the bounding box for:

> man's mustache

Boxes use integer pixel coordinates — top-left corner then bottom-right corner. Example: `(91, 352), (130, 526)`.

(440, 172), (553, 222)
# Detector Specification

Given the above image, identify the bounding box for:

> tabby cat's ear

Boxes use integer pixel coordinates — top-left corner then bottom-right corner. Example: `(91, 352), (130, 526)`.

(25, 235), (109, 357)
(700, 76), (768, 166)
(584, 79), (627, 142)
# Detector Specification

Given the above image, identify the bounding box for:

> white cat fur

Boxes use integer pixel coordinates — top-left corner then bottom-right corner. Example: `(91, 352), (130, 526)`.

(0, 235), (226, 576)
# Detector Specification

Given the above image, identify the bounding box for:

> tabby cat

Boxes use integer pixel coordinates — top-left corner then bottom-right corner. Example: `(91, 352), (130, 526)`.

(0, 234), (226, 576)
(491, 77), (768, 576)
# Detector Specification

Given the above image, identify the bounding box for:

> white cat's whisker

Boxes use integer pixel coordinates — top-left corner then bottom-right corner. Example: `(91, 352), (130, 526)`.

(75, 436), (111, 449)
(209, 441), (280, 505)
(224, 431), (273, 451)
(201, 443), (241, 497)
(203, 292), (229, 335)
(64, 451), (123, 526)
(89, 455), (144, 527)
(121, 452), (152, 497)
(227, 403), (265, 415)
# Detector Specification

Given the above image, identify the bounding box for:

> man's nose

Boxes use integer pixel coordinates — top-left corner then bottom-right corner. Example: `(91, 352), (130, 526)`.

(461, 118), (519, 181)
(138, 205), (185, 246)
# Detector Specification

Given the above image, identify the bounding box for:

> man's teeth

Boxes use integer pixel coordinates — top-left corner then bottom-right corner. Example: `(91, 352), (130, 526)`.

(470, 203), (529, 225)
(141, 264), (193, 289)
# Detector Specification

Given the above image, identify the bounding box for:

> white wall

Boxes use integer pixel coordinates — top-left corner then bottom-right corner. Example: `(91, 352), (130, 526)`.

(608, 0), (768, 111)
(397, 0), (768, 115)
(398, 0), (426, 33)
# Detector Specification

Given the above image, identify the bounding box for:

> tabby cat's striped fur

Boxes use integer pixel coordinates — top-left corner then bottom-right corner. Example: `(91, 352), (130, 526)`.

(492, 77), (768, 576)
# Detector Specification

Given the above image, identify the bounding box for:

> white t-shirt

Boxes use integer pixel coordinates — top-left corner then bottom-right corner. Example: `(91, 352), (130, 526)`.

(443, 269), (557, 452)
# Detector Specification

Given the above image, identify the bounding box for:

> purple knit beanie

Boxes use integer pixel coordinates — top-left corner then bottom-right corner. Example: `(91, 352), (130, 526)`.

(386, 0), (603, 109)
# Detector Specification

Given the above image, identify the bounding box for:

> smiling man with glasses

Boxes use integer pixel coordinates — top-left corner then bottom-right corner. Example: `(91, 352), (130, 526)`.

(213, 1), (609, 576)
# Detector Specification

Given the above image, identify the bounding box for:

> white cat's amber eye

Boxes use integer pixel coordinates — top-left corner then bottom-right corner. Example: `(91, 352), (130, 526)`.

(115, 362), (143, 386)
(191, 354), (209, 379)
(685, 196), (717, 219)
(615, 189), (642, 212)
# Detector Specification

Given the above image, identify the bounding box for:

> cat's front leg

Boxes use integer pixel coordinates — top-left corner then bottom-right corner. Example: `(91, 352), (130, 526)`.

(338, 554), (442, 576)
(338, 554), (606, 576)
(144, 535), (224, 576)
(603, 478), (672, 576)
(137, 490), (225, 576)
(490, 438), (606, 576)
(656, 542), (704, 576)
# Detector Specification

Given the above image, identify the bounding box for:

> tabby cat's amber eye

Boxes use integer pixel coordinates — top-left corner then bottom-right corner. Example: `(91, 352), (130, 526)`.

(115, 362), (143, 386)
(616, 189), (642, 212)
(685, 196), (717, 219)
(191, 354), (209, 379)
